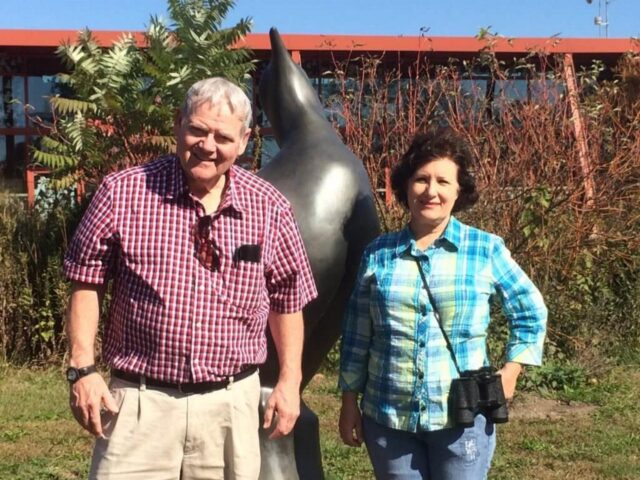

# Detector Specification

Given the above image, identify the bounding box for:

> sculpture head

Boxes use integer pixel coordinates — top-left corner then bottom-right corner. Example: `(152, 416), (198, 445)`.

(258, 28), (327, 144)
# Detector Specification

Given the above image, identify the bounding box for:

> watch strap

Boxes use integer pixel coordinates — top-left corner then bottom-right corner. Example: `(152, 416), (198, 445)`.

(66, 364), (98, 383)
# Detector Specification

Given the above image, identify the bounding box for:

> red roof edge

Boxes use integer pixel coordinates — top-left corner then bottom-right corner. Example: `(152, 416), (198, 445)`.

(0, 29), (638, 54)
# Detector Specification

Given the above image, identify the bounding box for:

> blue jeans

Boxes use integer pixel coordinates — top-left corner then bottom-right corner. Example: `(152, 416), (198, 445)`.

(362, 414), (496, 480)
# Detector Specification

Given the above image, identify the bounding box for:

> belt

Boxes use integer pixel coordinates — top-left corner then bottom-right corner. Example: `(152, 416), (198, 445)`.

(111, 366), (258, 394)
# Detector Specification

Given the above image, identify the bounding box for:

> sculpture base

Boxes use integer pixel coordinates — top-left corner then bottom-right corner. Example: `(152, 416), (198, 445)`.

(258, 387), (324, 480)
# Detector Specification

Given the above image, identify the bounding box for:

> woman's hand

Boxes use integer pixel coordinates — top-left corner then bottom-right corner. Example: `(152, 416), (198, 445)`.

(498, 362), (523, 401)
(339, 392), (364, 447)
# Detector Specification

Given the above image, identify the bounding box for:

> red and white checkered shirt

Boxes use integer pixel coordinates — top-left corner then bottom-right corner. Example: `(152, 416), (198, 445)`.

(64, 155), (317, 383)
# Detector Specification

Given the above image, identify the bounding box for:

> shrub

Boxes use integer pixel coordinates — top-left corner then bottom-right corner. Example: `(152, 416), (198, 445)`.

(326, 42), (640, 373)
(0, 188), (82, 363)
(31, 0), (254, 190)
(1, 0), (255, 364)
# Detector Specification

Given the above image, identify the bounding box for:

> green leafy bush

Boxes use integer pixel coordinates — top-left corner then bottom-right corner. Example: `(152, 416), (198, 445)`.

(519, 361), (588, 396)
(1, 0), (255, 364)
(32, 0), (254, 190)
(0, 190), (82, 363)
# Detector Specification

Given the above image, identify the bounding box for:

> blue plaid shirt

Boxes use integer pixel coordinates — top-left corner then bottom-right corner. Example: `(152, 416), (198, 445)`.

(339, 217), (547, 432)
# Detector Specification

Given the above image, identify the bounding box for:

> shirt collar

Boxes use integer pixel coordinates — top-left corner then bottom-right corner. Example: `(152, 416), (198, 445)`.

(166, 155), (190, 199)
(394, 216), (462, 257)
(166, 157), (245, 214)
(217, 166), (246, 214)
(442, 216), (462, 249)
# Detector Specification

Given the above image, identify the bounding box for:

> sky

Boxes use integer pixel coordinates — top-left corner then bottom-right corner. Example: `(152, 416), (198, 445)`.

(1, 0), (639, 39)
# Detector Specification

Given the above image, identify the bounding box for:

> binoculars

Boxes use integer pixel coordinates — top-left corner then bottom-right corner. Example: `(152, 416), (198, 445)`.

(449, 367), (509, 428)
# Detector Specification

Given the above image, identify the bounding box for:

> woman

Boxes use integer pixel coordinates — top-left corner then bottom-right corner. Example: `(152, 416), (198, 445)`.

(339, 129), (547, 479)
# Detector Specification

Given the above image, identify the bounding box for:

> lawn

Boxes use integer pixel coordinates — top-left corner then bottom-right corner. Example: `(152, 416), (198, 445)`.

(1, 364), (639, 479)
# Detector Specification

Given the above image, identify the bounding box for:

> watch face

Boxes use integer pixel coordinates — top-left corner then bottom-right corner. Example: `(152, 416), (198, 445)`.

(66, 368), (79, 383)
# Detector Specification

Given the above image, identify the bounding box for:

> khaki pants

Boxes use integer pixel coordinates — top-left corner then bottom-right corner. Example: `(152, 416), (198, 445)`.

(90, 371), (261, 480)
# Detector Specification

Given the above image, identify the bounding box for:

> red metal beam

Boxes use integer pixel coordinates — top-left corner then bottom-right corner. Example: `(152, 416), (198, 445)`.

(240, 34), (640, 55)
(0, 29), (146, 48)
(1, 29), (639, 55)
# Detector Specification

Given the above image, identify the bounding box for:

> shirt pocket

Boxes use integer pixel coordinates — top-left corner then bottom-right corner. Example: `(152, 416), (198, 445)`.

(372, 271), (418, 337)
(222, 259), (267, 315)
(448, 274), (493, 340)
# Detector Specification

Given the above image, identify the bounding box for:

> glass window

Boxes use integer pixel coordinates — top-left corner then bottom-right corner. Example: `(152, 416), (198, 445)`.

(1, 77), (10, 127)
(258, 135), (280, 167)
(27, 76), (58, 123)
(459, 77), (489, 119)
(12, 77), (26, 127)
(1, 76), (26, 127)
(530, 77), (565, 105)
(320, 76), (341, 102)
(0, 134), (28, 192)
(461, 78), (488, 99)
(321, 76), (346, 127)
(256, 107), (271, 128)
(494, 78), (529, 102)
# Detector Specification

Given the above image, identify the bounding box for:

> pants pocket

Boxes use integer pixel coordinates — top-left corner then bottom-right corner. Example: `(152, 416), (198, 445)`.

(101, 377), (131, 440)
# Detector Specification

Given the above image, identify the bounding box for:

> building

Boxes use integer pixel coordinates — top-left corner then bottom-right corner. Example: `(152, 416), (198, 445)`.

(1, 29), (638, 204)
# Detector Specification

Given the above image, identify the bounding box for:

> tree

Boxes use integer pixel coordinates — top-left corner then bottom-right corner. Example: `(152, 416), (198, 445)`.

(32, 0), (254, 189)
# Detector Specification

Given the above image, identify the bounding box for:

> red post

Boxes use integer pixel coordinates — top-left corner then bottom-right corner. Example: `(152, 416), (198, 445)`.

(24, 166), (51, 208)
(385, 167), (393, 206)
(76, 179), (85, 205)
(25, 168), (36, 209)
(563, 53), (595, 208)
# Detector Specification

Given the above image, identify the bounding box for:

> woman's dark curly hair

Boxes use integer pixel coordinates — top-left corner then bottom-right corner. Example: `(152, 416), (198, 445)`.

(391, 128), (479, 213)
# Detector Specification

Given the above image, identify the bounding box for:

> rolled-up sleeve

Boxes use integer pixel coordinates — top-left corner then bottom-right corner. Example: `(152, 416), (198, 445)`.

(266, 206), (317, 313)
(339, 247), (374, 393)
(491, 237), (547, 366)
(63, 180), (116, 284)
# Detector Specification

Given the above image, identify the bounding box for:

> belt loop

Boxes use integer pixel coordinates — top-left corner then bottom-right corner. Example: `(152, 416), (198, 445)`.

(140, 375), (147, 392)
(226, 375), (234, 390)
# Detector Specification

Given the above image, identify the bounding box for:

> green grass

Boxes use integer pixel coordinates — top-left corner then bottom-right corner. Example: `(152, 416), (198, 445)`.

(489, 367), (640, 480)
(1, 364), (639, 479)
(0, 365), (92, 479)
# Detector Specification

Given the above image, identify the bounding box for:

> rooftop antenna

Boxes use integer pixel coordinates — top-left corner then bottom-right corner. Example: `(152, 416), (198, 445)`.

(587, 0), (613, 38)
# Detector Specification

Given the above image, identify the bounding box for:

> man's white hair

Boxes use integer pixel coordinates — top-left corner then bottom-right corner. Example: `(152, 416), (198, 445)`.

(182, 77), (252, 130)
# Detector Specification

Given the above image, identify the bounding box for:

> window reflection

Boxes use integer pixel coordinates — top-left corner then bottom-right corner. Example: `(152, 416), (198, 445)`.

(27, 76), (58, 123)
(530, 77), (565, 105)
(0, 134), (27, 191)
(494, 78), (529, 102)
(258, 135), (280, 167)
(1, 76), (27, 127)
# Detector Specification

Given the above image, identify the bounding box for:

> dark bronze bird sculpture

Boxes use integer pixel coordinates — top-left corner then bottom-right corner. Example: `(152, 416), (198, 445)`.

(256, 28), (380, 479)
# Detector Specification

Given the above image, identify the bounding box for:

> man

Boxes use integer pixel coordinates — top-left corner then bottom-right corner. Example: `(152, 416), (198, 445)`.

(64, 77), (317, 479)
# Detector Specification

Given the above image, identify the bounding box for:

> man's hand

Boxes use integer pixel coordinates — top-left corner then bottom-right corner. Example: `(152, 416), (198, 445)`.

(263, 379), (300, 439)
(264, 310), (304, 439)
(67, 282), (113, 437)
(69, 373), (119, 438)
(498, 362), (523, 402)
(339, 392), (363, 447)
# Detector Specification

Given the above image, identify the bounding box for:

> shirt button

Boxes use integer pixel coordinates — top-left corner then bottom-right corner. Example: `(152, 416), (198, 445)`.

(418, 371), (424, 379)
(419, 341), (425, 348)
(420, 405), (426, 412)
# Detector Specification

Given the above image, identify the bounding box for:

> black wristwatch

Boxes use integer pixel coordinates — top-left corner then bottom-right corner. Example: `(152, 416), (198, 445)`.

(66, 365), (98, 384)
